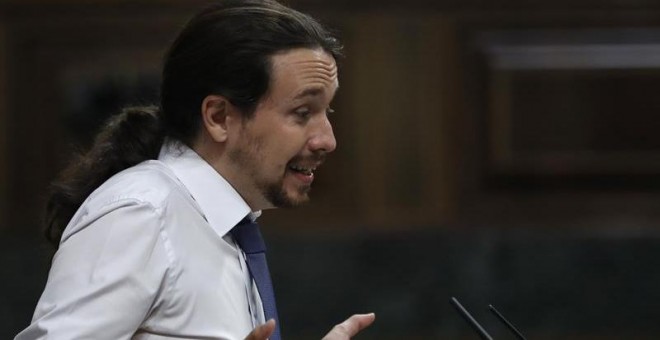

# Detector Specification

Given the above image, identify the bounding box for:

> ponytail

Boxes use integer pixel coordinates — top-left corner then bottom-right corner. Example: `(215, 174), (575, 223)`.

(44, 106), (164, 247)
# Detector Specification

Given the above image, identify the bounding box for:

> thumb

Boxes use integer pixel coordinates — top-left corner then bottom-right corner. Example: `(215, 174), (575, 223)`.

(245, 319), (276, 340)
(323, 313), (376, 339)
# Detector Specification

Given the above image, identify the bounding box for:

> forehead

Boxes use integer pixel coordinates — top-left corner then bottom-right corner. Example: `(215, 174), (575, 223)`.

(266, 48), (338, 99)
(270, 48), (337, 73)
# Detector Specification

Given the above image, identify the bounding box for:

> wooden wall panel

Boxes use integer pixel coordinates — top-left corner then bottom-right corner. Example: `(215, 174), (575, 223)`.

(343, 14), (461, 229)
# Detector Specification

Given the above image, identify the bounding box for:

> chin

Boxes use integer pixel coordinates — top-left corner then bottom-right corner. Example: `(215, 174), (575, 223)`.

(267, 186), (311, 208)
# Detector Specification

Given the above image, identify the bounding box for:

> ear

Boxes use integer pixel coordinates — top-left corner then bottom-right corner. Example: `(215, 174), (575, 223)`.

(200, 95), (237, 143)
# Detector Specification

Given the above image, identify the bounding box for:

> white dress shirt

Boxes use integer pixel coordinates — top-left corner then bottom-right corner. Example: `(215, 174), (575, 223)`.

(16, 141), (265, 340)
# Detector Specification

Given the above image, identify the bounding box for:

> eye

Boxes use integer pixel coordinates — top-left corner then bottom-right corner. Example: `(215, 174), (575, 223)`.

(294, 107), (312, 119)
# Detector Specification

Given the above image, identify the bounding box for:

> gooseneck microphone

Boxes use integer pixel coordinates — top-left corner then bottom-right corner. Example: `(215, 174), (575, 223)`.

(488, 304), (527, 340)
(450, 297), (494, 340)
(450, 297), (527, 340)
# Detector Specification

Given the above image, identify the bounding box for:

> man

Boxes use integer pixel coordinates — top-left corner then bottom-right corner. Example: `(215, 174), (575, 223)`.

(16, 1), (374, 339)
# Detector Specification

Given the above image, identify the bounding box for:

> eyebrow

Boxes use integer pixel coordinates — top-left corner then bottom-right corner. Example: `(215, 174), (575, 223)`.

(293, 87), (324, 100)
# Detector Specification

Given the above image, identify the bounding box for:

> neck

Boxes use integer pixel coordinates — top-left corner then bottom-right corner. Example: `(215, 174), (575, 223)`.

(191, 134), (273, 211)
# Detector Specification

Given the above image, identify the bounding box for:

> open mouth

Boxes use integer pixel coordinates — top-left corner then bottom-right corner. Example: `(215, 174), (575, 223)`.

(287, 155), (325, 185)
(288, 164), (316, 176)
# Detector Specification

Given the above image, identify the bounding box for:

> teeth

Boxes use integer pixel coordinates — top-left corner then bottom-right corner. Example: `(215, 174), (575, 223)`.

(289, 165), (316, 175)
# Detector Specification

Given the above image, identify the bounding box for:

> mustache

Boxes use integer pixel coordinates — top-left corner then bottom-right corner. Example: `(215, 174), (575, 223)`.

(289, 152), (327, 165)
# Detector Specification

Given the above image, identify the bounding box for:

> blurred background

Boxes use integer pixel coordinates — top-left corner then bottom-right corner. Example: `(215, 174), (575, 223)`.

(3, 0), (660, 339)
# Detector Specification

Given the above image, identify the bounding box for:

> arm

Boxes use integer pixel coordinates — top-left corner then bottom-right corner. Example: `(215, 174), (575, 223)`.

(16, 202), (170, 340)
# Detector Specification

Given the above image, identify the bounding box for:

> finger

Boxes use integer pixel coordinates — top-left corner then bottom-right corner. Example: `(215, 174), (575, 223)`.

(245, 319), (276, 340)
(324, 313), (376, 339)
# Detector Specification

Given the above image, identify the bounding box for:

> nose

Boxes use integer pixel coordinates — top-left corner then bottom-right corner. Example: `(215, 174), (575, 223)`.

(308, 115), (337, 153)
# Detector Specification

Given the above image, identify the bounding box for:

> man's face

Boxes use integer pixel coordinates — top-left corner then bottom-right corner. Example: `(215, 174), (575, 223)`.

(227, 48), (338, 209)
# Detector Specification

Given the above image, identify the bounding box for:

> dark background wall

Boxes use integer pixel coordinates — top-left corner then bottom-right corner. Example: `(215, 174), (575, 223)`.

(3, 0), (660, 339)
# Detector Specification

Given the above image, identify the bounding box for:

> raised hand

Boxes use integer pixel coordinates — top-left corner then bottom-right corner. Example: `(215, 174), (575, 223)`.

(245, 313), (375, 340)
(322, 313), (376, 340)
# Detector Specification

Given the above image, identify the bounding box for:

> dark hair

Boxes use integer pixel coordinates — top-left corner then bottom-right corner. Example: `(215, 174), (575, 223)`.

(44, 0), (343, 247)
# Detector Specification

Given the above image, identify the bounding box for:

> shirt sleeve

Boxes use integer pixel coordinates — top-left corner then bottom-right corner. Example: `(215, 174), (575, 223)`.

(16, 200), (171, 340)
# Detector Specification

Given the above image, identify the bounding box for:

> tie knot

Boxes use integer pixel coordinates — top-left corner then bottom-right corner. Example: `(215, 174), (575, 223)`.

(230, 218), (266, 254)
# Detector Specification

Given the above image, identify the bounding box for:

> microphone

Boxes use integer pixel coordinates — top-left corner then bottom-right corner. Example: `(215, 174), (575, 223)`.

(450, 297), (527, 340)
(488, 304), (527, 340)
(449, 297), (494, 340)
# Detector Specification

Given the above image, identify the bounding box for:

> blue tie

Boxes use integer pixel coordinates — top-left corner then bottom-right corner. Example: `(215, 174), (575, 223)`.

(231, 218), (281, 340)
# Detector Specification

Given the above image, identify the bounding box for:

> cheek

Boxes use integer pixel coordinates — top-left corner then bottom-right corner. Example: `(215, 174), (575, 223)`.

(267, 145), (304, 175)
(253, 120), (310, 163)
(269, 144), (297, 166)
(268, 127), (308, 153)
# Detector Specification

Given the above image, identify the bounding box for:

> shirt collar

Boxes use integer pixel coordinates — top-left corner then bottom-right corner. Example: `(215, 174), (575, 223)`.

(158, 140), (261, 237)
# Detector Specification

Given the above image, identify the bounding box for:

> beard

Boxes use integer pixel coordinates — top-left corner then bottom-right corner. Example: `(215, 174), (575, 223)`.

(228, 132), (312, 208)
(263, 178), (310, 208)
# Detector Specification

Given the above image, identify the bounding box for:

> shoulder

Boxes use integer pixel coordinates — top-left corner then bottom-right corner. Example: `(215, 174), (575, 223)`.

(62, 160), (196, 241)
(89, 160), (187, 210)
